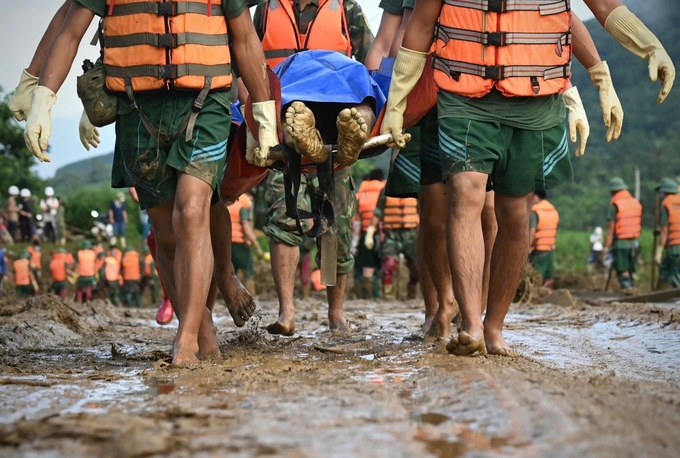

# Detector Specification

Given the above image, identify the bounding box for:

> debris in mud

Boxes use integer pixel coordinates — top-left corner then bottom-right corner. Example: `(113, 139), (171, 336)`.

(539, 289), (577, 307)
(514, 264), (550, 304)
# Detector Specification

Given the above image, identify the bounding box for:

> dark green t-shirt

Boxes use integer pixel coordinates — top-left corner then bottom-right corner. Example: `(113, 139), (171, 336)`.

(379, 0), (403, 14)
(529, 212), (538, 229)
(607, 204), (636, 249)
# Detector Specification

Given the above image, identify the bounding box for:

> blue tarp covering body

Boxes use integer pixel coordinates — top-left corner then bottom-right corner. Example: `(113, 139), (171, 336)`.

(232, 50), (387, 126)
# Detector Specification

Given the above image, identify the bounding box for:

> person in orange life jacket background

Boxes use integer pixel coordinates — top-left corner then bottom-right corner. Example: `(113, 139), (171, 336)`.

(381, 0), (674, 358)
(353, 169), (386, 299)
(229, 193), (263, 296)
(529, 190), (560, 290)
(121, 247), (143, 308)
(12, 250), (38, 297)
(366, 189), (419, 301)
(27, 239), (43, 283)
(99, 251), (121, 306)
(654, 178), (680, 289)
(141, 246), (160, 305)
(604, 178), (642, 292)
(74, 240), (97, 303)
(49, 248), (71, 298)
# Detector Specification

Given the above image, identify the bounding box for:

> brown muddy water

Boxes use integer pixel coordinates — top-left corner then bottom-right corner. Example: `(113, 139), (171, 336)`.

(0, 293), (679, 457)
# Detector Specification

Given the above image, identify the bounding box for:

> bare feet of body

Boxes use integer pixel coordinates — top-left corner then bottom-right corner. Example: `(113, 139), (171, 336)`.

(266, 312), (296, 336)
(328, 310), (350, 332)
(446, 328), (487, 356)
(173, 338), (200, 365)
(485, 328), (519, 357)
(336, 107), (369, 166)
(284, 101), (327, 163)
(425, 303), (456, 340)
(221, 275), (256, 327)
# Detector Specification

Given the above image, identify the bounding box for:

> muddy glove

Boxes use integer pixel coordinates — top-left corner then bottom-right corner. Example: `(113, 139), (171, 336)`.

(79, 110), (100, 151)
(605, 6), (675, 103)
(24, 86), (57, 163)
(587, 62), (623, 142)
(240, 106), (259, 166)
(654, 245), (664, 265)
(563, 86), (590, 158)
(381, 47), (427, 149)
(364, 226), (376, 250)
(251, 100), (278, 167)
(9, 69), (39, 121)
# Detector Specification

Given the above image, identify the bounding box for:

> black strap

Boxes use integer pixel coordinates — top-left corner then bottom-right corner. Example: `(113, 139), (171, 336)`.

(264, 49), (302, 59)
(106, 2), (225, 17)
(104, 63), (231, 80)
(105, 32), (229, 48)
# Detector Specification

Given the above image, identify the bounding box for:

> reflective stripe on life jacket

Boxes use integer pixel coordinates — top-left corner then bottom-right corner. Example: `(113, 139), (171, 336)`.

(104, 257), (121, 282)
(122, 251), (141, 281)
(14, 259), (31, 286)
(228, 194), (252, 244)
(261, 0), (351, 68)
(433, 0), (572, 98)
(103, 0), (232, 93)
(357, 180), (386, 231)
(610, 190), (642, 240)
(662, 193), (680, 246)
(77, 250), (97, 277)
(532, 199), (559, 251)
(50, 254), (68, 282)
(28, 247), (41, 270)
(383, 197), (419, 230)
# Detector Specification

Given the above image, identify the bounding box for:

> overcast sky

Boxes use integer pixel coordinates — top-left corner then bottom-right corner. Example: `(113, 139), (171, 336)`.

(1, 0), (594, 179)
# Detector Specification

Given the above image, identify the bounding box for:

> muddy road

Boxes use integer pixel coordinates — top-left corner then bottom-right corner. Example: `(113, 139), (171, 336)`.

(0, 293), (679, 457)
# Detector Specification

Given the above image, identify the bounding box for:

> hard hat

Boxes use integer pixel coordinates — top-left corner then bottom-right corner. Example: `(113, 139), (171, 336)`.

(57, 248), (67, 254)
(8, 186), (19, 196)
(19, 250), (31, 260)
(45, 186), (54, 197)
(595, 227), (603, 236)
(608, 177), (628, 192)
(656, 177), (679, 195)
(20, 188), (31, 198)
(81, 240), (92, 249)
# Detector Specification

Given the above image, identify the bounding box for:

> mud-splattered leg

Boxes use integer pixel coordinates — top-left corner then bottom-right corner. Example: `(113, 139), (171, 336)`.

(267, 241), (298, 336)
(327, 273), (350, 332)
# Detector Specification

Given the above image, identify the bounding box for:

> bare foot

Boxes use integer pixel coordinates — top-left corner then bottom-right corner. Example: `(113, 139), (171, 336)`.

(452, 311), (462, 333)
(197, 310), (221, 359)
(485, 328), (519, 358)
(336, 108), (368, 166)
(446, 330), (487, 357)
(284, 101), (327, 163)
(266, 314), (296, 337)
(328, 311), (351, 332)
(221, 275), (256, 327)
(173, 339), (200, 366)
(425, 305), (455, 340)
(420, 315), (435, 334)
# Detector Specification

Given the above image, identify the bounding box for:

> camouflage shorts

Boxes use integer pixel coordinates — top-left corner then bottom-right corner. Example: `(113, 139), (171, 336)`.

(380, 228), (418, 264)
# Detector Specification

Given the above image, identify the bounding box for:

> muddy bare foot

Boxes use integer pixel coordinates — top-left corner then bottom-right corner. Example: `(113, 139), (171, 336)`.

(420, 315), (435, 334)
(425, 305), (455, 341)
(284, 101), (327, 163)
(336, 108), (368, 166)
(197, 311), (221, 360)
(328, 311), (351, 333)
(485, 328), (519, 358)
(266, 315), (296, 337)
(452, 312), (462, 333)
(172, 339), (200, 366)
(446, 330), (487, 357)
(221, 275), (255, 328)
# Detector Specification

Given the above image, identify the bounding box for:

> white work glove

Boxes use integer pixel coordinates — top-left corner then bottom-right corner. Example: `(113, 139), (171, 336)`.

(79, 110), (100, 151)
(654, 245), (664, 265)
(239, 105), (258, 165)
(24, 86), (57, 163)
(364, 226), (376, 250)
(8, 69), (39, 121)
(605, 6), (675, 103)
(381, 47), (427, 149)
(250, 100), (279, 167)
(587, 62), (623, 142)
(562, 86), (590, 157)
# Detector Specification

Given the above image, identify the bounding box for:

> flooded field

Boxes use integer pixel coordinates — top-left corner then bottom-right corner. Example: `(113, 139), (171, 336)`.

(0, 293), (679, 457)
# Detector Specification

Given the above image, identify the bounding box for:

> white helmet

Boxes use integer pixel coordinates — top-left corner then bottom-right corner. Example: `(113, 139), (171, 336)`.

(595, 227), (603, 236)
(8, 186), (19, 196)
(45, 186), (55, 197)
(20, 188), (31, 198)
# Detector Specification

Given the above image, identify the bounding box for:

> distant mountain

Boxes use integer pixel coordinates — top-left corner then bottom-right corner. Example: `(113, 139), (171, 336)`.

(51, 152), (114, 198)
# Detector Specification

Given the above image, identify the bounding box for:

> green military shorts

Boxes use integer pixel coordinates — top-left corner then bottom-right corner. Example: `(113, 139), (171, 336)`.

(380, 228), (418, 264)
(437, 117), (573, 196)
(356, 231), (381, 270)
(263, 171), (313, 247)
(659, 253), (680, 287)
(613, 246), (636, 275)
(51, 281), (69, 292)
(418, 108), (443, 186)
(16, 285), (34, 297)
(115, 92), (232, 210)
(77, 275), (96, 288)
(530, 250), (555, 281)
(232, 243), (254, 279)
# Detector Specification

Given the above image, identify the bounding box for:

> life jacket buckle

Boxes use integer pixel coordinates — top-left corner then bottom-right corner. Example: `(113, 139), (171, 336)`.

(485, 32), (505, 46)
(158, 64), (176, 79)
(483, 65), (504, 80)
(157, 2), (177, 16)
(487, 0), (505, 13)
(157, 33), (175, 49)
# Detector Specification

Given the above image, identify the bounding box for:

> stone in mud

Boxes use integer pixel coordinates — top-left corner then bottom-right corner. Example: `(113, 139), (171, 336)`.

(539, 289), (577, 307)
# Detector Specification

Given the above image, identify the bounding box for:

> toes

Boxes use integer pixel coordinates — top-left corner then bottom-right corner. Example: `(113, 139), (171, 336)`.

(338, 108), (351, 121)
(291, 101), (305, 113)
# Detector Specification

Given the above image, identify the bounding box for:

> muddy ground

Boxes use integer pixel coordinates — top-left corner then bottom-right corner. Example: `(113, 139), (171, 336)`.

(0, 290), (679, 457)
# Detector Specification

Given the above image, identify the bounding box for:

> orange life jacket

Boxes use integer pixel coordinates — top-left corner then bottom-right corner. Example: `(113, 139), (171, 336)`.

(433, 0), (572, 98)
(50, 253), (68, 282)
(532, 199), (559, 251)
(229, 194), (252, 244)
(13, 259), (31, 286)
(122, 251), (141, 281)
(108, 248), (122, 266)
(104, 256), (121, 282)
(77, 249), (97, 277)
(383, 197), (419, 230)
(103, 0), (232, 93)
(94, 245), (104, 256)
(96, 256), (105, 273)
(28, 246), (41, 270)
(144, 253), (156, 277)
(357, 180), (386, 231)
(610, 190), (642, 240)
(261, 0), (351, 68)
(662, 193), (680, 246)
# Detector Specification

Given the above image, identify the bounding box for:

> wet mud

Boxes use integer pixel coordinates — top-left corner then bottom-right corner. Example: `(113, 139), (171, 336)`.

(0, 293), (679, 457)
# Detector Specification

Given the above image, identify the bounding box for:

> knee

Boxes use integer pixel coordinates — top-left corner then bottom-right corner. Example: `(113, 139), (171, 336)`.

(173, 195), (211, 232)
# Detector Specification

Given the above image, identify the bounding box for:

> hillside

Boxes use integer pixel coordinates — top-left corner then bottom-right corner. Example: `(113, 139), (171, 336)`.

(51, 152), (114, 197)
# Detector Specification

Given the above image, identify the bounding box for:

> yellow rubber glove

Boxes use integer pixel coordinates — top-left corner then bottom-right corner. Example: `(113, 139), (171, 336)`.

(587, 61), (623, 142)
(381, 47), (428, 149)
(654, 245), (663, 265)
(605, 6), (675, 103)
(79, 110), (100, 151)
(240, 105), (259, 166)
(563, 87), (590, 158)
(24, 86), (57, 163)
(364, 226), (376, 250)
(8, 69), (39, 121)
(251, 100), (279, 167)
